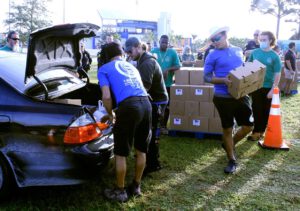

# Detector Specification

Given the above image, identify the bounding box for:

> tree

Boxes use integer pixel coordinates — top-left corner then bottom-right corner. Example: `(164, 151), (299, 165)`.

(250, 0), (297, 38)
(141, 31), (157, 44)
(4, 0), (52, 45)
(285, 0), (300, 39)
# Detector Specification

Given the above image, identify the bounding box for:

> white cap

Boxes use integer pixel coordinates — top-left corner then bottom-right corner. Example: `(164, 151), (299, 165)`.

(208, 26), (230, 40)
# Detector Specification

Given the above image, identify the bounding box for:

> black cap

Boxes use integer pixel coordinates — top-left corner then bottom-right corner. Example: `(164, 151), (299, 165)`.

(125, 37), (141, 52)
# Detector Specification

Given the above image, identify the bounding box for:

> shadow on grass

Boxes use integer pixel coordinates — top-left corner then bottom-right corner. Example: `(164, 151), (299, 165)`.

(139, 138), (279, 210)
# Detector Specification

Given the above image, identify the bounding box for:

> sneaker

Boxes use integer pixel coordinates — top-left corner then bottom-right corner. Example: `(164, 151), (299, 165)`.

(103, 187), (128, 203)
(126, 180), (141, 197)
(224, 159), (237, 174)
(143, 164), (162, 176)
(247, 133), (262, 141)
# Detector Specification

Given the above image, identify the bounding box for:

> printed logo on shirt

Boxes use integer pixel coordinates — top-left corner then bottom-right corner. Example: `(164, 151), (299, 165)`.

(115, 61), (138, 78)
(267, 57), (273, 64)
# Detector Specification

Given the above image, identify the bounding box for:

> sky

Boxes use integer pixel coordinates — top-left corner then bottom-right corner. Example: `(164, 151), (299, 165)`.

(0, 0), (298, 40)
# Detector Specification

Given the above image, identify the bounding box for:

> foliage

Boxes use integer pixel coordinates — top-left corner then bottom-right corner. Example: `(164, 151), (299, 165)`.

(285, 0), (300, 39)
(141, 31), (157, 44)
(3, 0), (52, 45)
(229, 37), (249, 49)
(250, 0), (299, 38)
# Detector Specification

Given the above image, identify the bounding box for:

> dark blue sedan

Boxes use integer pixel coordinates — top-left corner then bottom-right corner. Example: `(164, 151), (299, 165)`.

(0, 23), (114, 198)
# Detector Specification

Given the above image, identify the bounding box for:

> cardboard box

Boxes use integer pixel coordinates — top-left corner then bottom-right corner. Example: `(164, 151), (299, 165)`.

(188, 116), (209, 132)
(189, 70), (204, 85)
(208, 86), (214, 101)
(279, 67), (298, 92)
(194, 60), (204, 67)
(185, 101), (199, 116)
(53, 99), (82, 106)
(169, 115), (188, 131)
(209, 118), (223, 133)
(170, 85), (190, 101)
(189, 85), (211, 102)
(170, 100), (185, 115)
(175, 70), (190, 85)
(199, 102), (214, 117)
(228, 60), (266, 99)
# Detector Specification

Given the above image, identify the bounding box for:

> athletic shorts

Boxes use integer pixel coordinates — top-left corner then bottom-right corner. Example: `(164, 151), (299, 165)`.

(113, 96), (152, 157)
(213, 95), (254, 129)
(284, 68), (295, 80)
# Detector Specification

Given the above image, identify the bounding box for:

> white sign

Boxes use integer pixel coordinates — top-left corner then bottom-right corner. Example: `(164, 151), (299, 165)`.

(195, 89), (203, 95)
(174, 118), (182, 125)
(176, 89), (183, 96)
(193, 119), (201, 126)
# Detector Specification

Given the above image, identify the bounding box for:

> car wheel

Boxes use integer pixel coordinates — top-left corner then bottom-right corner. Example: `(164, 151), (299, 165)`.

(0, 156), (14, 199)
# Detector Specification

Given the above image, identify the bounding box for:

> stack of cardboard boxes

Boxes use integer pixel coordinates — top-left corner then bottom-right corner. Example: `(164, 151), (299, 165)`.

(279, 59), (299, 93)
(169, 67), (222, 134)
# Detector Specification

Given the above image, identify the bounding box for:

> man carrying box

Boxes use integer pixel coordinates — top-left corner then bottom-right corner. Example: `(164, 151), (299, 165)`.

(204, 26), (254, 174)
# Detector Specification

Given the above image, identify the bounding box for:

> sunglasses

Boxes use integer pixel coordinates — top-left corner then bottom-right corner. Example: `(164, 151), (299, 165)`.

(211, 35), (222, 43)
(10, 38), (20, 41)
(253, 34), (259, 36)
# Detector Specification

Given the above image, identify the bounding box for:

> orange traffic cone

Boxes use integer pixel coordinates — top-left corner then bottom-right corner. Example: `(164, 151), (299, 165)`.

(258, 87), (289, 150)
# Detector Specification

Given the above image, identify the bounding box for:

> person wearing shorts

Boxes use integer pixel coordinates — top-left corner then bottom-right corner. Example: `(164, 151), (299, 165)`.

(283, 42), (297, 95)
(204, 26), (254, 174)
(98, 42), (152, 202)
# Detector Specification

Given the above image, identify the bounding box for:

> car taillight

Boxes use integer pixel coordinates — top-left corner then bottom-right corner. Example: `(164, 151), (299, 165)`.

(64, 113), (106, 144)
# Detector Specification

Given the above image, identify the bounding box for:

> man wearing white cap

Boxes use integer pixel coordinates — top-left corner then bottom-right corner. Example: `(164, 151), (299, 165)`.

(204, 26), (254, 174)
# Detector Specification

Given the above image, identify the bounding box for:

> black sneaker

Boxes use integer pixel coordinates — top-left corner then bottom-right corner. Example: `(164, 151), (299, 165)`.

(103, 187), (128, 202)
(224, 159), (237, 174)
(126, 180), (141, 197)
(144, 164), (162, 175)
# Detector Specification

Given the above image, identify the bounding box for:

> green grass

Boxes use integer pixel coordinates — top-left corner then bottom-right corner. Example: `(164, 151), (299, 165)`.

(1, 71), (299, 210)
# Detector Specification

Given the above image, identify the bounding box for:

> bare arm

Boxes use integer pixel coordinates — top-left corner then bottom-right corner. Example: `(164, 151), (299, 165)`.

(101, 86), (113, 122)
(285, 60), (294, 71)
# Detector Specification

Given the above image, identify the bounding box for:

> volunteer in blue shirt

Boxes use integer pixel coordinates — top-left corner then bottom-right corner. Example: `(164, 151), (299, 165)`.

(204, 26), (254, 174)
(98, 42), (152, 202)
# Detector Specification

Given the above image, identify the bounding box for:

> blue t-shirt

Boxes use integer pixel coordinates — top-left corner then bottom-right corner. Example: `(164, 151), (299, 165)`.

(204, 46), (243, 96)
(98, 59), (148, 105)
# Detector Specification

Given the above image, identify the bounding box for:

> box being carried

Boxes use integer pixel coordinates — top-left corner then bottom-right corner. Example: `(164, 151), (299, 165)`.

(228, 60), (266, 99)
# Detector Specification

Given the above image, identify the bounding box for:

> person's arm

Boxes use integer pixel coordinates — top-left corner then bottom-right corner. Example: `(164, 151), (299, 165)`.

(267, 56), (282, 99)
(167, 50), (181, 73)
(285, 60), (294, 71)
(100, 86), (114, 122)
(139, 61), (154, 91)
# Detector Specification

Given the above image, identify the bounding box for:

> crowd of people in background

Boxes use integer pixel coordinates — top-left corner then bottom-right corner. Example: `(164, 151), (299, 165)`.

(0, 27), (298, 203)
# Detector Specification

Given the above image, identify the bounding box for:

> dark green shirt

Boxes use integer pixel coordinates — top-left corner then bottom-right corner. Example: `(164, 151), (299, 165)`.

(151, 48), (181, 87)
(249, 48), (282, 88)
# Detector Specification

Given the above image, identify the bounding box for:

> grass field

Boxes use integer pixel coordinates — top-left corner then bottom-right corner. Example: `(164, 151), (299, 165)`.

(0, 68), (299, 210)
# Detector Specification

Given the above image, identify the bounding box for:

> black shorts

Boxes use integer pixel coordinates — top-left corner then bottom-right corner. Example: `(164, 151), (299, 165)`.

(113, 96), (152, 157)
(213, 96), (254, 129)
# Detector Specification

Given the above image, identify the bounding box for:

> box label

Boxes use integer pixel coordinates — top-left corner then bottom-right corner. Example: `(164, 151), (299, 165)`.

(176, 89), (183, 96)
(195, 89), (203, 95)
(174, 118), (182, 125)
(192, 119), (201, 126)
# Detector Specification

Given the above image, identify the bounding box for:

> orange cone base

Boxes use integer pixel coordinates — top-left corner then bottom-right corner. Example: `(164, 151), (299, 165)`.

(258, 140), (289, 151)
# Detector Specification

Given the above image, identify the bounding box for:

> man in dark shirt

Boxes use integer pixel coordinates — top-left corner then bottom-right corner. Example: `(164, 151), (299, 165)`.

(78, 43), (92, 78)
(244, 30), (260, 61)
(283, 42), (297, 95)
(125, 37), (168, 174)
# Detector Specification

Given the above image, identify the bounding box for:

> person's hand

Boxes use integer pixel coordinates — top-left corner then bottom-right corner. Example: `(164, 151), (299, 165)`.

(223, 77), (232, 87)
(267, 89), (273, 99)
(100, 114), (114, 123)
